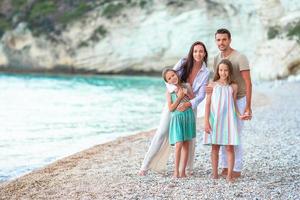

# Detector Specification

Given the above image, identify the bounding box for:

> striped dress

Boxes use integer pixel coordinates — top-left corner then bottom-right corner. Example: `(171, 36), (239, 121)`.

(203, 83), (240, 145)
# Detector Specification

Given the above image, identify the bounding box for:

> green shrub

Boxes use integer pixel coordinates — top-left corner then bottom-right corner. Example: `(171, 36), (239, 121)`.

(29, 1), (56, 20)
(90, 25), (108, 41)
(0, 18), (11, 31)
(78, 41), (89, 48)
(287, 20), (300, 43)
(101, 2), (125, 19)
(267, 26), (280, 39)
(11, 0), (28, 8)
(59, 2), (91, 24)
(139, 0), (147, 8)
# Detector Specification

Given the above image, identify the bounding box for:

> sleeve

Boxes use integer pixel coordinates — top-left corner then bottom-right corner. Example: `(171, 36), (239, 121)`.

(173, 58), (185, 71)
(213, 55), (218, 72)
(239, 54), (250, 71)
(190, 71), (210, 109)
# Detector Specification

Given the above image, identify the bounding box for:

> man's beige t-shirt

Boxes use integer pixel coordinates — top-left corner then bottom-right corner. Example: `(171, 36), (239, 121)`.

(213, 50), (250, 99)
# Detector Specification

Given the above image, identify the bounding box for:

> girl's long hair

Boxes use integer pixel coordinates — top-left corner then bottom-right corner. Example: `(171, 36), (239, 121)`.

(180, 41), (208, 82)
(213, 59), (234, 84)
(162, 68), (182, 85)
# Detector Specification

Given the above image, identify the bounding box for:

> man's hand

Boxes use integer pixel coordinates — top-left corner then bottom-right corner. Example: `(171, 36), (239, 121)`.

(242, 107), (252, 120)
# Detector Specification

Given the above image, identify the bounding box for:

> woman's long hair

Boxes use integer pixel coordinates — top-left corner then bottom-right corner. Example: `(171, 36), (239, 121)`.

(213, 59), (234, 84)
(180, 41), (208, 82)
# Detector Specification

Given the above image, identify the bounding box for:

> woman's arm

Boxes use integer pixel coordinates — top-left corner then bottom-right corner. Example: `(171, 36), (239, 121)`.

(167, 88), (185, 112)
(185, 84), (195, 99)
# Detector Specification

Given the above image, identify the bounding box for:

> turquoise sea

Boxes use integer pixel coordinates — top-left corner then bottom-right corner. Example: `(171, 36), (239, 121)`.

(0, 73), (165, 182)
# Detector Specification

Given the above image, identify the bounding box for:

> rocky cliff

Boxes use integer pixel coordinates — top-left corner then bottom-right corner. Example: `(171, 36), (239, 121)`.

(0, 0), (300, 80)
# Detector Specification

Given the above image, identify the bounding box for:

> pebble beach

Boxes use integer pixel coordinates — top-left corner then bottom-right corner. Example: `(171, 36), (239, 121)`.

(0, 81), (299, 199)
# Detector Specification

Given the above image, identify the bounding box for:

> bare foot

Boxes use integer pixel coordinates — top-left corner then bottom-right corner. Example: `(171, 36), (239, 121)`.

(221, 169), (228, 178)
(180, 173), (187, 178)
(226, 176), (235, 183)
(138, 169), (147, 176)
(212, 174), (219, 179)
(232, 171), (241, 178)
(173, 172), (180, 178)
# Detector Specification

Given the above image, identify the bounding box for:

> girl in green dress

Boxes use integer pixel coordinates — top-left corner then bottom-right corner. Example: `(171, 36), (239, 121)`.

(162, 69), (196, 178)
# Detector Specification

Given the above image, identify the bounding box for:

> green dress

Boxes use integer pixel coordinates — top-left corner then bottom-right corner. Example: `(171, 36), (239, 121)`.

(169, 92), (196, 145)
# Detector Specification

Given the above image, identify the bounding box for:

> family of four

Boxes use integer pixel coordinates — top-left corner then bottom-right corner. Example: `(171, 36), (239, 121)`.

(139, 28), (252, 182)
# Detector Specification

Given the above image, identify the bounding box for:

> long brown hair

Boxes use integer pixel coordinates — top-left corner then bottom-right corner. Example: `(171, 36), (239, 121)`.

(213, 59), (234, 84)
(162, 68), (182, 85)
(180, 41), (208, 82)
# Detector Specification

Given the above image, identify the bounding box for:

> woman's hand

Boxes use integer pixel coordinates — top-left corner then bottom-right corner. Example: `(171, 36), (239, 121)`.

(176, 102), (191, 112)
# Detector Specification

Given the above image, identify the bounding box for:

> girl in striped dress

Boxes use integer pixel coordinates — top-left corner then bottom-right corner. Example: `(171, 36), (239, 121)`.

(203, 59), (242, 182)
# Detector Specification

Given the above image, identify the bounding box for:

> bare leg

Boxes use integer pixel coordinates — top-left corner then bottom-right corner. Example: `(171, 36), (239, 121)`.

(226, 145), (235, 182)
(180, 141), (189, 178)
(174, 142), (183, 178)
(211, 145), (220, 179)
(220, 97), (246, 178)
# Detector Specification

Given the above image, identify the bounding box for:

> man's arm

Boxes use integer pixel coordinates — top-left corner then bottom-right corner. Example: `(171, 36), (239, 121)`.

(241, 70), (252, 118)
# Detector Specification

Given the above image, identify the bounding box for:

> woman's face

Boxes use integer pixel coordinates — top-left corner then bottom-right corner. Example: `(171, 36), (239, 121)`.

(165, 71), (179, 85)
(193, 44), (206, 63)
(218, 63), (229, 81)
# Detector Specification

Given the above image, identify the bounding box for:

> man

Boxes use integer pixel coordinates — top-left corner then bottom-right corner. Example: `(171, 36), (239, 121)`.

(211, 28), (252, 178)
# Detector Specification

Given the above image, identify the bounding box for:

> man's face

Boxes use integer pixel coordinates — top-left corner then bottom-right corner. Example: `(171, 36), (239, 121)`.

(215, 33), (231, 51)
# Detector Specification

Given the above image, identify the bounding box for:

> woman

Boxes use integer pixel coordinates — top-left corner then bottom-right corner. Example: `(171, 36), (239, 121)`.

(139, 41), (210, 176)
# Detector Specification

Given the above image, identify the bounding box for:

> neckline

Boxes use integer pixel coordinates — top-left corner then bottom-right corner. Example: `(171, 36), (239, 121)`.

(216, 81), (229, 86)
(221, 49), (235, 59)
(187, 62), (205, 87)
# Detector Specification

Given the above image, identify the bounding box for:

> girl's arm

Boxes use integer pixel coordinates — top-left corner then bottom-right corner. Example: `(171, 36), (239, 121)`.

(167, 88), (185, 112)
(204, 83), (213, 133)
(232, 83), (242, 118)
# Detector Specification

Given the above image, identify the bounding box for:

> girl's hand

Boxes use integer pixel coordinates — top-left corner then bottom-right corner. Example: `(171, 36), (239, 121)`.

(177, 88), (185, 99)
(204, 122), (212, 133)
(205, 84), (213, 95)
(237, 112), (245, 120)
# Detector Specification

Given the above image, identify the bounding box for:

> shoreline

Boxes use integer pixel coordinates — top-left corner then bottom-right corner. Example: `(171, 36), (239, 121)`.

(1, 82), (299, 199)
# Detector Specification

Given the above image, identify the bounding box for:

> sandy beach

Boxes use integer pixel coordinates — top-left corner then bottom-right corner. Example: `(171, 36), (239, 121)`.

(0, 81), (299, 199)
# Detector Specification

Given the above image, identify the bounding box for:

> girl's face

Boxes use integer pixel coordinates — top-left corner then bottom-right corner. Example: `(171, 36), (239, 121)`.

(193, 44), (206, 63)
(165, 71), (179, 85)
(218, 63), (229, 81)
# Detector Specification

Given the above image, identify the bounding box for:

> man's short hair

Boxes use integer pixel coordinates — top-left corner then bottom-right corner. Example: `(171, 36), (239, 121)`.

(215, 28), (231, 39)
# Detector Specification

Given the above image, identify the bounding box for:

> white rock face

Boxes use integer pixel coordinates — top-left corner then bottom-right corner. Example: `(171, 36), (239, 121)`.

(0, 0), (299, 80)
(253, 39), (300, 80)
